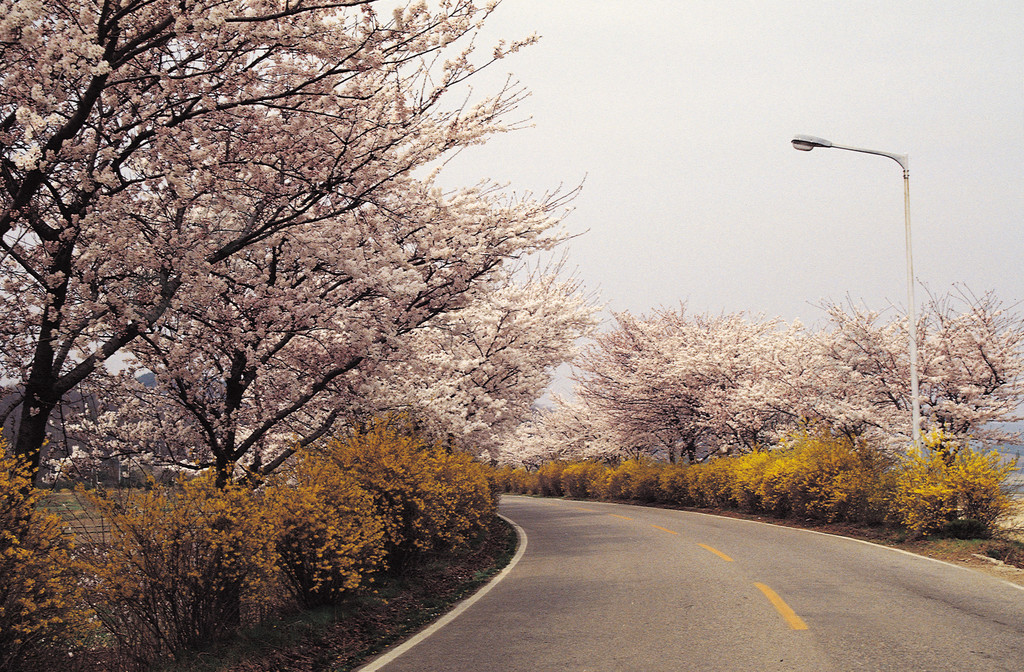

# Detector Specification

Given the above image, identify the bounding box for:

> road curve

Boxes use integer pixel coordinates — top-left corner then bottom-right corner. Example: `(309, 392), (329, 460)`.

(361, 496), (1024, 671)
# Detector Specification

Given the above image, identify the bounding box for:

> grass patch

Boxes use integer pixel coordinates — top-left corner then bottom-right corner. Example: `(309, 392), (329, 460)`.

(39, 489), (89, 512)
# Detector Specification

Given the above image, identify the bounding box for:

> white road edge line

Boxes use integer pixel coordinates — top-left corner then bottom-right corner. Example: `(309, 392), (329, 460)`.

(356, 514), (529, 671)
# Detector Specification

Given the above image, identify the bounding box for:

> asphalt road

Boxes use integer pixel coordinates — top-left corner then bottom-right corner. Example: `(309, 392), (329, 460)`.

(361, 496), (1024, 671)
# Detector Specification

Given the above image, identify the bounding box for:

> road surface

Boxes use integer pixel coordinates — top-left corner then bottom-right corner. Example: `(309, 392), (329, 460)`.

(361, 495), (1024, 671)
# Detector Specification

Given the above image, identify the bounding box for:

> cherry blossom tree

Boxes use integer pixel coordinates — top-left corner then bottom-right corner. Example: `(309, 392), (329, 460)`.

(807, 290), (1024, 449)
(71, 226), (593, 483)
(563, 293), (1023, 462)
(796, 302), (917, 447)
(371, 266), (598, 459)
(498, 395), (625, 468)
(572, 308), (800, 461)
(1, 0), (547, 480)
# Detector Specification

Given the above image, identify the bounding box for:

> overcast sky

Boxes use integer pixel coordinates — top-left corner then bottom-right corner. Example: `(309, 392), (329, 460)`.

(437, 0), (1024, 331)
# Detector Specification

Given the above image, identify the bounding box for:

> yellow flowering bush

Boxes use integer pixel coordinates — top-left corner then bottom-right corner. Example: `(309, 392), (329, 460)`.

(601, 459), (663, 501)
(489, 466), (538, 494)
(76, 472), (276, 664)
(761, 430), (888, 523)
(264, 449), (386, 608)
(687, 457), (737, 508)
(536, 461), (569, 496)
(893, 430), (1015, 535)
(656, 463), (693, 505)
(326, 419), (496, 570)
(425, 446), (497, 548)
(510, 467), (535, 494)
(730, 450), (773, 512)
(489, 465), (516, 493)
(596, 460), (628, 500)
(494, 429), (1014, 540)
(0, 434), (90, 671)
(561, 462), (608, 499)
(948, 447), (1015, 525)
(892, 449), (957, 535)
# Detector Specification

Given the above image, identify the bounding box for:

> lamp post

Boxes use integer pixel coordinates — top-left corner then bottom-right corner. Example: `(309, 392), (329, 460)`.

(791, 134), (921, 449)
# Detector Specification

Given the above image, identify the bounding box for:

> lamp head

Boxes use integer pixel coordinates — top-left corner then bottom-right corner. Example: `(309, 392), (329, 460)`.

(792, 134), (833, 151)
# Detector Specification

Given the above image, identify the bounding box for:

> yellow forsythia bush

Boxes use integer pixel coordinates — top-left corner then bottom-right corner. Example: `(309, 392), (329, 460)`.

(0, 434), (90, 671)
(536, 461), (569, 496)
(730, 450), (773, 512)
(657, 463), (693, 505)
(687, 457), (738, 508)
(893, 430), (1015, 535)
(561, 462), (608, 499)
(511, 467), (539, 494)
(492, 466), (536, 494)
(264, 449), (386, 608)
(502, 428), (1014, 539)
(602, 459), (663, 501)
(489, 466), (516, 493)
(596, 460), (628, 500)
(522, 468), (543, 495)
(76, 473), (277, 664)
(326, 419), (495, 570)
(760, 430), (890, 523)
(424, 444), (498, 551)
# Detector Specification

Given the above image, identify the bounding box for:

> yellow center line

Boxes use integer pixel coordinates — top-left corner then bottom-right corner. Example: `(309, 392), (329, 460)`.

(573, 506), (599, 512)
(608, 514), (633, 521)
(754, 583), (809, 630)
(697, 543), (734, 562)
(651, 524), (679, 535)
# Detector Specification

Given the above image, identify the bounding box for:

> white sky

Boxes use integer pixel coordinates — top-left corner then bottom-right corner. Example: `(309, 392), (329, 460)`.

(438, 0), (1024, 330)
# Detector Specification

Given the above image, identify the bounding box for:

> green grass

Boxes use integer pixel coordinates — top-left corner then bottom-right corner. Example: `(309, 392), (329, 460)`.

(38, 489), (89, 512)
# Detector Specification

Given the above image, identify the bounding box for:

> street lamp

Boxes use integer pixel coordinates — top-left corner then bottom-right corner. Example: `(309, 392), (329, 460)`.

(792, 134), (921, 450)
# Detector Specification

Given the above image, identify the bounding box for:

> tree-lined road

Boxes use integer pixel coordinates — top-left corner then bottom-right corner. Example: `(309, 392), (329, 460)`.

(364, 496), (1024, 671)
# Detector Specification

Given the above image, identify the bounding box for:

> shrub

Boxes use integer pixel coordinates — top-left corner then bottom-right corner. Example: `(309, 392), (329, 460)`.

(940, 518), (989, 539)
(620, 459), (663, 502)
(688, 458), (737, 508)
(325, 418), (495, 570)
(0, 434), (91, 671)
(640, 461), (666, 501)
(76, 473), (277, 665)
(597, 460), (629, 500)
(772, 430), (885, 523)
(656, 463), (693, 505)
(945, 444), (1015, 528)
(730, 451), (773, 512)
(892, 448), (959, 535)
(561, 462), (608, 499)
(594, 459), (653, 500)
(422, 446), (497, 551)
(504, 467), (536, 494)
(264, 449), (386, 608)
(893, 430), (1014, 536)
(757, 454), (794, 516)
(490, 466), (516, 493)
(516, 425), (1012, 539)
(536, 461), (568, 497)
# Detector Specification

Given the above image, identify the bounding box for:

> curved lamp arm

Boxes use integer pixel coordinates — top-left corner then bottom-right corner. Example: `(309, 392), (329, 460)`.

(792, 134), (908, 171)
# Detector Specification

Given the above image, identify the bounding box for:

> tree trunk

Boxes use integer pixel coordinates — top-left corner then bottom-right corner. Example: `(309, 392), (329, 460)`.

(15, 321), (63, 483)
